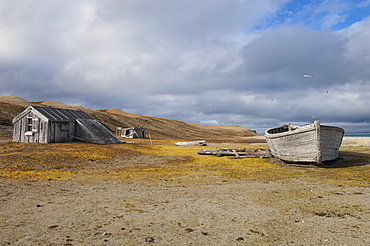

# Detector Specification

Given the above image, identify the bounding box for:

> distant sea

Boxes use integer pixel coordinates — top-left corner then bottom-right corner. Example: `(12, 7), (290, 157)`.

(344, 133), (370, 137)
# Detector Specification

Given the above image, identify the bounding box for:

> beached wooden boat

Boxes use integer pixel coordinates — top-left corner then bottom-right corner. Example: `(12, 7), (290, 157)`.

(264, 121), (344, 164)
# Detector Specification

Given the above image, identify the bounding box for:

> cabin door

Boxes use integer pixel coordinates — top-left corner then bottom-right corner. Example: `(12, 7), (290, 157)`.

(60, 123), (70, 142)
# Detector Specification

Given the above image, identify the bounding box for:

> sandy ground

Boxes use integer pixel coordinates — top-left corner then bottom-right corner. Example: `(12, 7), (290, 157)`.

(1, 137), (369, 246)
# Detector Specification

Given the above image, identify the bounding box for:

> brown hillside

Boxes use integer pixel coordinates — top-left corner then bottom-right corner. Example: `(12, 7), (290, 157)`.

(0, 96), (262, 142)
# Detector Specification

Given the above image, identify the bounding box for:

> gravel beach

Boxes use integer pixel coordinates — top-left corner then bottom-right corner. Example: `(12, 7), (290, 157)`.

(1, 137), (369, 245)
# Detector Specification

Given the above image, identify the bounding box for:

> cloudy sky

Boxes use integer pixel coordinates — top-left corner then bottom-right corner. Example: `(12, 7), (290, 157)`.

(1, 0), (370, 134)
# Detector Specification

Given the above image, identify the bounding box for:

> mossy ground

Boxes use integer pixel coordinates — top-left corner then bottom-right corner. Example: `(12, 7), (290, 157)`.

(1, 139), (369, 188)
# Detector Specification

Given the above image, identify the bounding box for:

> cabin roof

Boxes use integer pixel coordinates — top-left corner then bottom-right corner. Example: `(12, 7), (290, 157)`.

(120, 126), (146, 130)
(12, 106), (94, 124)
(31, 106), (93, 121)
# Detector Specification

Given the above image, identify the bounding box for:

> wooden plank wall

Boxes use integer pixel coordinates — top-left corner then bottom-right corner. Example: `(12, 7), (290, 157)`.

(13, 111), (48, 143)
(13, 111), (76, 143)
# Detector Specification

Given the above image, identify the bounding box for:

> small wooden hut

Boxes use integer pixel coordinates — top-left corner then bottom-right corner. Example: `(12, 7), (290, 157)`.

(12, 106), (121, 144)
(117, 127), (146, 139)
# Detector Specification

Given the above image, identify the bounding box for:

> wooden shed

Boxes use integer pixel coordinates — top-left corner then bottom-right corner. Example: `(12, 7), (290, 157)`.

(117, 127), (146, 139)
(12, 106), (121, 144)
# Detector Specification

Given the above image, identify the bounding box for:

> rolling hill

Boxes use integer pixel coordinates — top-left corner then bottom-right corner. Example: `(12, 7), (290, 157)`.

(0, 96), (263, 143)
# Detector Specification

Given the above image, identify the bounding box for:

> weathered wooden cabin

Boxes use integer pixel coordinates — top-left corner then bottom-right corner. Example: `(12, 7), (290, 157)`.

(12, 106), (121, 144)
(117, 127), (146, 139)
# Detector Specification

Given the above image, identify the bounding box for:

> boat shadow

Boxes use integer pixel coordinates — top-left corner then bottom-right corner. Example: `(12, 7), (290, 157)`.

(317, 151), (370, 168)
(270, 151), (370, 168)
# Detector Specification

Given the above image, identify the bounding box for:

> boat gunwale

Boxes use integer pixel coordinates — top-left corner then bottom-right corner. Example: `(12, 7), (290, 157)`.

(264, 124), (314, 139)
(264, 124), (344, 139)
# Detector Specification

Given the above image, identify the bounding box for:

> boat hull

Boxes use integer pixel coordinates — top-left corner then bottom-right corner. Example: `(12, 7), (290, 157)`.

(264, 122), (344, 163)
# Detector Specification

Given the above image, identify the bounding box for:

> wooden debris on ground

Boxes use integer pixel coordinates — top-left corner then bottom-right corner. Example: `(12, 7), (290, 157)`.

(198, 148), (271, 159)
(176, 140), (207, 146)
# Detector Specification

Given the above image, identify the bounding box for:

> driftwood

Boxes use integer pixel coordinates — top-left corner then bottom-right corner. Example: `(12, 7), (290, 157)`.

(198, 148), (271, 159)
(176, 140), (207, 146)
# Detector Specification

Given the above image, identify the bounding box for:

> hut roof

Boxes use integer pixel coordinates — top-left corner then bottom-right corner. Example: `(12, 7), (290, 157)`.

(13, 106), (93, 124)
(76, 119), (122, 144)
(30, 106), (93, 121)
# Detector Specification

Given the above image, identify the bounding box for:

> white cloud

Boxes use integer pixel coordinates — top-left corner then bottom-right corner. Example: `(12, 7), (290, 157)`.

(357, 0), (370, 8)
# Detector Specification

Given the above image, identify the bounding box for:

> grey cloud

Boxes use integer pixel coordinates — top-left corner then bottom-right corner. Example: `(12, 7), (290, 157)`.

(1, 0), (370, 134)
(238, 27), (352, 91)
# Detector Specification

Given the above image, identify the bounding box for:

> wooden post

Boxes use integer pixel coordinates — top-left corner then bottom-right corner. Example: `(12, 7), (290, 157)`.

(314, 120), (322, 164)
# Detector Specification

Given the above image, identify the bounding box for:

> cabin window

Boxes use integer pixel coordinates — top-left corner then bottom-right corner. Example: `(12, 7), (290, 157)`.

(27, 117), (33, 132)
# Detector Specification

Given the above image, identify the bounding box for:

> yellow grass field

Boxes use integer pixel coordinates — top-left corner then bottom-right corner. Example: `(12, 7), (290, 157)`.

(1, 139), (369, 187)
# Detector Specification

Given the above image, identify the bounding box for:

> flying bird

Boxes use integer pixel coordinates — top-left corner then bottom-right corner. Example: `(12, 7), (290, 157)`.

(310, 115), (318, 119)
(211, 103), (214, 106)
(325, 89), (329, 93)
(303, 74), (314, 78)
